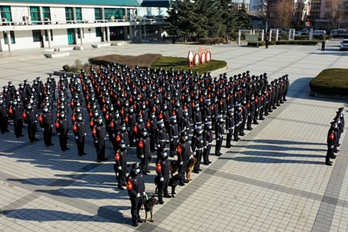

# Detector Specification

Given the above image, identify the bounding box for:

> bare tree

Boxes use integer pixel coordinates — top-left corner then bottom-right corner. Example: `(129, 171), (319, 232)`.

(323, 0), (345, 31)
(271, 0), (293, 28)
(253, 0), (267, 17)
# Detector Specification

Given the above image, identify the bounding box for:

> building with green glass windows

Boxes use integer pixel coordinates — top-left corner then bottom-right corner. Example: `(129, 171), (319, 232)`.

(0, 0), (168, 51)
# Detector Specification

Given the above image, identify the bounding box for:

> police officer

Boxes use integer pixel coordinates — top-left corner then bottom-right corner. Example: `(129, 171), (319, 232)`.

(156, 149), (171, 204)
(114, 141), (128, 190)
(127, 163), (146, 226)
(177, 131), (191, 186)
(191, 125), (204, 173)
(203, 121), (213, 165)
(215, 115), (224, 156)
(326, 121), (337, 166)
(39, 106), (53, 147)
(148, 112), (157, 152)
(180, 108), (190, 132)
(225, 109), (235, 148)
(23, 103), (38, 142)
(156, 119), (167, 151)
(169, 115), (179, 157)
(92, 116), (108, 162)
(9, 99), (24, 138)
(0, 97), (9, 133)
(55, 111), (69, 151)
(137, 128), (151, 174)
(73, 113), (86, 156)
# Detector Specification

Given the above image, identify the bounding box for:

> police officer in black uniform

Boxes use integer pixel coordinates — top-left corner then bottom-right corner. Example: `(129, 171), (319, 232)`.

(23, 103), (38, 142)
(192, 125), (204, 173)
(137, 127), (151, 174)
(225, 109), (235, 148)
(73, 113), (86, 156)
(215, 115), (224, 156)
(39, 106), (53, 147)
(156, 119), (167, 151)
(9, 99), (24, 138)
(0, 97), (9, 133)
(55, 111), (69, 151)
(156, 149), (171, 204)
(114, 140), (128, 190)
(326, 121), (337, 166)
(169, 115), (179, 157)
(92, 116), (108, 162)
(127, 163), (146, 226)
(177, 131), (191, 186)
(203, 121), (213, 165)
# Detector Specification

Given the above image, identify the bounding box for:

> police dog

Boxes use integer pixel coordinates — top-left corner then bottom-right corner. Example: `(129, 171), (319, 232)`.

(144, 195), (158, 222)
(169, 174), (181, 198)
(170, 160), (178, 177)
(186, 157), (197, 181)
(154, 174), (180, 198)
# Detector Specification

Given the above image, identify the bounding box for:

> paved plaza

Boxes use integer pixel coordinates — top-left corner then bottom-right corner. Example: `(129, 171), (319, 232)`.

(0, 40), (347, 232)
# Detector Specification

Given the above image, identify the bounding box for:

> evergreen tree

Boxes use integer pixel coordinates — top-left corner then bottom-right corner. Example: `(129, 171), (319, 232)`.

(165, 0), (252, 40)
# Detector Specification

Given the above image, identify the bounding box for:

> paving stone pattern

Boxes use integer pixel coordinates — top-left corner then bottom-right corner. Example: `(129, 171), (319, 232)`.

(0, 41), (347, 231)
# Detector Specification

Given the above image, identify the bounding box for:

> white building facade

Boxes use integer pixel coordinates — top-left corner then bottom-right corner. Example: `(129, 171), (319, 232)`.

(0, 0), (167, 52)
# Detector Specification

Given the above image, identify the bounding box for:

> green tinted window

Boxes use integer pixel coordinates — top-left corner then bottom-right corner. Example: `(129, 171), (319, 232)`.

(42, 7), (51, 20)
(65, 7), (73, 22)
(95, 8), (102, 20)
(0, 6), (11, 21)
(4, 31), (15, 44)
(30, 7), (40, 24)
(76, 7), (82, 23)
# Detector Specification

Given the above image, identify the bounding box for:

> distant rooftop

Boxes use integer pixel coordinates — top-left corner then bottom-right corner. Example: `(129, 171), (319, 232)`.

(1, 0), (140, 6)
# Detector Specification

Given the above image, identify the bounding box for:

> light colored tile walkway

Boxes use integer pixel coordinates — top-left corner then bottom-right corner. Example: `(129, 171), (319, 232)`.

(0, 40), (347, 232)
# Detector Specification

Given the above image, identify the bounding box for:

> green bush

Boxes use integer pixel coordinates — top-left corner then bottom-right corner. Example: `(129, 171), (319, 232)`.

(63, 65), (70, 71)
(198, 38), (224, 45)
(248, 40), (318, 47)
(309, 68), (348, 96)
(89, 54), (162, 69)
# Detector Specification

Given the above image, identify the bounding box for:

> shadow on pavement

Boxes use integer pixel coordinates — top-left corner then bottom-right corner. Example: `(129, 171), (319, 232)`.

(1, 206), (131, 225)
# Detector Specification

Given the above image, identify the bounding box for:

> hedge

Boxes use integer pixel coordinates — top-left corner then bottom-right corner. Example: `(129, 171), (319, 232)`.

(65, 54), (227, 75)
(248, 40), (319, 47)
(309, 68), (348, 96)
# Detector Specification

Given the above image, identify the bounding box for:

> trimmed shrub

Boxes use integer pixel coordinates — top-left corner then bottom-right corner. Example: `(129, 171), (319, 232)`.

(309, 68), (348, 96)
(89, 54), (162, 69)
(248, 40), (318, 47)
(198, 38), (224, 45)
(62, 65), (70, 71)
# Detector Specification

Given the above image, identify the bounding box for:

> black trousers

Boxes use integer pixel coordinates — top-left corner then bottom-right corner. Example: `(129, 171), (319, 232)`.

(59, 132), (68, 151)
(203, 144), (211, 164)
(170, 138), (178, 157)
(140, 155), (149, 172)
(226, 129), (233, 147)
(43, 126), (52, 146)
(76, 136), (85, 155)
(157, 176), (169, 202)
(114, 164), (126, 186)
(27, 122), (36, 142)
(130, 196), (144, 223)
(0, 116), (8, 133)
(150, 133), (156, 152)
(96, 141), (106, 161)
(326, 146), (334, 164)
(215, 136), (223, 155)
(179, 160), (188, 182)
(194, 149), (203, 171)
(14, 119), (23, 138)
